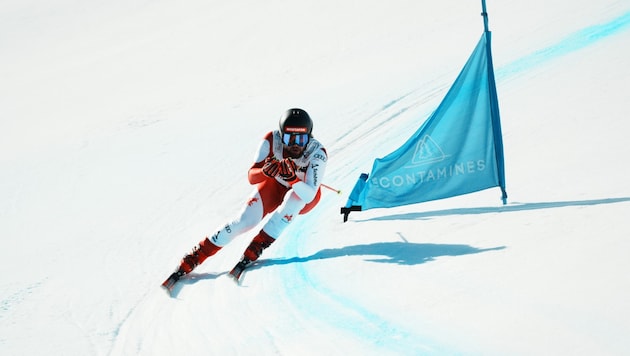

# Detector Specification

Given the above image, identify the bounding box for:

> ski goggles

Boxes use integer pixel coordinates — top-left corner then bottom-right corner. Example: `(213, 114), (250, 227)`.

(282, 133), (310, 147)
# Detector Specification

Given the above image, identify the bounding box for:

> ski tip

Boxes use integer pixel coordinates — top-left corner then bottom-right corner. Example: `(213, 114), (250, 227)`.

(227, 266), (247, 285)
(161, 271), (182, 297)
(227, 270), (241, 284)
(227, 274), (238, 284)
(161, 283), (174, 297)
(227, 259), (251, 285)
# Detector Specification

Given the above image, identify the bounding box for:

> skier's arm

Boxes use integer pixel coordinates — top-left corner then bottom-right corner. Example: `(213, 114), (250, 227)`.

(288, 148), (327, 203)
(248, 161), (266, 184)
(248, 133), (274, 184)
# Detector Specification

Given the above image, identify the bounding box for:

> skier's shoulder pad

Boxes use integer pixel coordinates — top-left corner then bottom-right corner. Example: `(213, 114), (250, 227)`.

(304, 137), (327, 162)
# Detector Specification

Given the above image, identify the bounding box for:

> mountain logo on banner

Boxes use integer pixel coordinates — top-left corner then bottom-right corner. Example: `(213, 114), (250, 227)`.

(407, 135), (449, 167)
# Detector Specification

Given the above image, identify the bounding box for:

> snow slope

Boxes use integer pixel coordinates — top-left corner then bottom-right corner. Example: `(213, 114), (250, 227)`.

(2, 0), (630, 355)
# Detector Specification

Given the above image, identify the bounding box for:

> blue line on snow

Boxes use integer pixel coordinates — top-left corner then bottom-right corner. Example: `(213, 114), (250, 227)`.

(277, 209), (450, 354)
(496, 10), (630, 78)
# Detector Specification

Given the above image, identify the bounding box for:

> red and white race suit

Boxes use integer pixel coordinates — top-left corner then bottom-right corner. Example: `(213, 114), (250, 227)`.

(210, 130), (327, 246)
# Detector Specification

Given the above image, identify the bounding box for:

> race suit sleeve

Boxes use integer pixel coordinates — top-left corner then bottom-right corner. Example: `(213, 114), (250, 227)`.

(290, 147), (327, 203)
(248, 132), (274, 184)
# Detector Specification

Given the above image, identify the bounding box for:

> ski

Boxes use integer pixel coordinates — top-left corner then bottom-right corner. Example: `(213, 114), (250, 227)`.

(228, 259), (251, 283)
(161, 270), (184, 296)
(162, 260), (251, 292)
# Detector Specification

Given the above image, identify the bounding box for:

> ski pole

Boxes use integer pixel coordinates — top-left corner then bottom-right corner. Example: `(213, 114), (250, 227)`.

(321, 183), (342, 195)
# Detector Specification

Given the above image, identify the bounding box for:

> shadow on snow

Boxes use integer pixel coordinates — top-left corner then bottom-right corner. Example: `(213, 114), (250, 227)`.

(356, 197), (630, 222)
(169, 243), (504, 295)
(256, 242), (505, 269)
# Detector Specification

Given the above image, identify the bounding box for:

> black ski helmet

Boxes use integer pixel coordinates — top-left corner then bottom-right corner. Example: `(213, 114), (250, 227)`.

(279, 108), (313, 136)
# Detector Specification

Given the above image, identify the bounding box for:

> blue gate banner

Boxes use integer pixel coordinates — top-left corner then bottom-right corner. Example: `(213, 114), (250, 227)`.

(342, 31), (507, 220)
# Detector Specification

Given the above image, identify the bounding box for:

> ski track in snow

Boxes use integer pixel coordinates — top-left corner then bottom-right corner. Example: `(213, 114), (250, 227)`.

(0, 279), (46, 317)
(495, 10), (630, 79)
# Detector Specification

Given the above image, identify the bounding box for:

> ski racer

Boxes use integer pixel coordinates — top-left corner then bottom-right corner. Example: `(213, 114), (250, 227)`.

(163, 108), (327, 287)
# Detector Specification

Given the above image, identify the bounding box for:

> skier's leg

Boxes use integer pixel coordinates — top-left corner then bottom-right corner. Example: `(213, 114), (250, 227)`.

(177, 189), (266, 274)
(209, 189), (266, 247)
(178, 236), (222, 273)
(241, 191), (307, 263)
(243, 230), (276, 262)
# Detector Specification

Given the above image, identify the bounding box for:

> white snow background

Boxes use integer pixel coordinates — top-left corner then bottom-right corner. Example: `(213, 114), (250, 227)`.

(2, 0), (630, 355)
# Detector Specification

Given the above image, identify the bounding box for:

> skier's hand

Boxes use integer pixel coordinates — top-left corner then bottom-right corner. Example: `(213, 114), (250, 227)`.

(279, 158), (297, 182)
(262, 157), (280, 178)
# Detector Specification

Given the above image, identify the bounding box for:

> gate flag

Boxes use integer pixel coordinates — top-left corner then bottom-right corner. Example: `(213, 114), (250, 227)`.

(341, 29), (507, 222)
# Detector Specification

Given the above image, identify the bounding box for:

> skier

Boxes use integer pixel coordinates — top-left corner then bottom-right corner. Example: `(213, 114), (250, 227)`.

(163, 108), (327, 289)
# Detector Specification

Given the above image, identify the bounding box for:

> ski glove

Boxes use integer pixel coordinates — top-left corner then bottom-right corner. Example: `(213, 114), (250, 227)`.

(279, 158), (298, 182)
(262, 157), (281, 178)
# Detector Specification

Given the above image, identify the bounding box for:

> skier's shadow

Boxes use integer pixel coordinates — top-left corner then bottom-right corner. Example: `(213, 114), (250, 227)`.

(250, 242), (505, 271)
(167, 242), (503, 296)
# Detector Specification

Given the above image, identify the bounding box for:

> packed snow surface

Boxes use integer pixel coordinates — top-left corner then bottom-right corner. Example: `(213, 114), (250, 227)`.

(2, 1), (630, 355)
